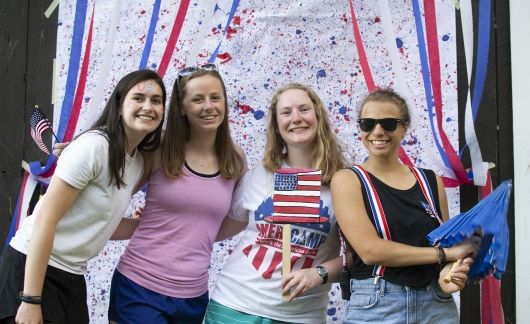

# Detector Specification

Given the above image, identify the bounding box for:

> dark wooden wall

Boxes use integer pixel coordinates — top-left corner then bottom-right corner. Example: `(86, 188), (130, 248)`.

(0, 1), (514, 322)
(458, 1), (514, 323)
(0, 0), (57, 244)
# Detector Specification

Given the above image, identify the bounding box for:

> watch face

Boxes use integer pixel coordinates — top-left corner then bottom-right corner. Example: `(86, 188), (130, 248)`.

(317, 266), (328, 283)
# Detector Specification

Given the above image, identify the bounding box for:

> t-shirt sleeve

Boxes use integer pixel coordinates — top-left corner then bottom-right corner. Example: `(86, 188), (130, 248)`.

(227, 167), (254, 222)
(54, 132), (106, 190)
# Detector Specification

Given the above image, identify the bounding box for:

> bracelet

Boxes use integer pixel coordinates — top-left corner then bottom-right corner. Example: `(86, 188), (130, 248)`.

(434, 246), (447, 268)
(19, 292), (42, 305)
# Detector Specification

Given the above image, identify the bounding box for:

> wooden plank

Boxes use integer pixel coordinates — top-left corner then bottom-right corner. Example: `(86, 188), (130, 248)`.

(0, 0), (29, 244)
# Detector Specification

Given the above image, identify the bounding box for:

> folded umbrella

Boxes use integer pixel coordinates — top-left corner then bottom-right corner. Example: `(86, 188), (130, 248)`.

(427, 180), (512, 281)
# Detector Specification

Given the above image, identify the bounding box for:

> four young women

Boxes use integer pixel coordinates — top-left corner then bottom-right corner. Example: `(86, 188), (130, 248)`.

(0, 65), (476, 323)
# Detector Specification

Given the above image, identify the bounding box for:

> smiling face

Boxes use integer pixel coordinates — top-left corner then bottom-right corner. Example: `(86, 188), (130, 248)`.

(360, 100), (407, 158)
(120, 79), (164, 141)
(275, 88), (318, 151)
(181, 74), (225, 135)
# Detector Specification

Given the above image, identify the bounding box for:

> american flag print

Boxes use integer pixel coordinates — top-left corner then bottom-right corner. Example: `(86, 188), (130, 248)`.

(265, 168), (325, 224)
(29, 108), (52, 154)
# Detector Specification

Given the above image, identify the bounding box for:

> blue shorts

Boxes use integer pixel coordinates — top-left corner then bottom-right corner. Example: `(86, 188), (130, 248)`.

(343, 278), (459, 324)
(108, 270), (208, 324)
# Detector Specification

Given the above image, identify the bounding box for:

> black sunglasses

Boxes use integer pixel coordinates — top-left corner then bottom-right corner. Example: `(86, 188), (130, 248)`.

(357, 118), (407, 132)
(178, 63), (218, 79)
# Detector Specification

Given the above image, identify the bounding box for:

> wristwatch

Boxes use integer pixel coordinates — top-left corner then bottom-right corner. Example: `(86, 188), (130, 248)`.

(315, 265), (329, 284)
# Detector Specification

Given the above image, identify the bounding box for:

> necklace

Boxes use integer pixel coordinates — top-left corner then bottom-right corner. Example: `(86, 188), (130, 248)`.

(189, 150), (211, 168)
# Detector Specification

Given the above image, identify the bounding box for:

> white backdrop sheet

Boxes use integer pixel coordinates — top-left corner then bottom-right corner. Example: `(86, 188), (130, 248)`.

(53, 1), (460, 322)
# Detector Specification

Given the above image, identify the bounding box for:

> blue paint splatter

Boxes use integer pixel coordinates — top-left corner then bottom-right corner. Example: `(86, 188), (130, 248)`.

(330, 36), (336, 45)
(254, 110), (265, 120)
(446, 117), (453, 122)
(264, 83), (269, 89)
(442, 34), (450, 41)
(317, 69), (326, 79)
(339, 106), (347, 114)
(396, 37), (403, 48)
(296, 29), (303, 35)
(327, 307), (337, 316)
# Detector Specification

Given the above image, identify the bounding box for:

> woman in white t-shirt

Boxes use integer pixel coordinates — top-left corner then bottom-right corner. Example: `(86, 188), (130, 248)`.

(0, 69), (166, 324)
(204, 83), (345, 324)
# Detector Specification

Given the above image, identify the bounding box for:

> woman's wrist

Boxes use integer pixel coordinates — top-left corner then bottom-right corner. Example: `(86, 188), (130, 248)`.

(434, 246), (447, 268)
(19, 292), (42, 305)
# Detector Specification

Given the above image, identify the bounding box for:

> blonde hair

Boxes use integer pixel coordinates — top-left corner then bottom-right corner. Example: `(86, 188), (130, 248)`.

(263, 83), (344, 184)
(161, 69), (244, 178)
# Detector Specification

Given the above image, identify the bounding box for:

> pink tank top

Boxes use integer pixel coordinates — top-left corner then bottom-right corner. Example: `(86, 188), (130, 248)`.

(117, 163), (236, 298)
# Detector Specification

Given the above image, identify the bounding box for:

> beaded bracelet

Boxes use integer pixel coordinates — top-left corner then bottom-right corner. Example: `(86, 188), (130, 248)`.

(434, 246), (447, 268)
(19, 292), (42, 305)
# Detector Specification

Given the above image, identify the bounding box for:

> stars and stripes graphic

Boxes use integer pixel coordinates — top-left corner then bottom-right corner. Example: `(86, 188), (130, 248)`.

(243, 242), (315, 279)
(29, 108), (54, 154)
(265, 168), (325, 224)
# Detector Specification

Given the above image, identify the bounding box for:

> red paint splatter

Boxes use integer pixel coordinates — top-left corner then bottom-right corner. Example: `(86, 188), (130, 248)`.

(212, 27), (220, 35)
(233, 16), (241, 25)
(237, 102), (252, 114)
(140, 10), (146, 15)
(217, 52), (233, 64)
(226, 26), (237, 39)
(340, 89), (348, 95)
(374, 16), (381, 23)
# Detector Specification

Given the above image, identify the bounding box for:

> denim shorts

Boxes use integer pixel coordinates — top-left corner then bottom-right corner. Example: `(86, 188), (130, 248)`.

(343, 278), (459, 324)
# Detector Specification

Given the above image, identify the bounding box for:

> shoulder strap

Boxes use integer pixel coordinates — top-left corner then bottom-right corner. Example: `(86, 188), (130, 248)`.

(408, 167), (443, 225)
(351, 165), (390, 278)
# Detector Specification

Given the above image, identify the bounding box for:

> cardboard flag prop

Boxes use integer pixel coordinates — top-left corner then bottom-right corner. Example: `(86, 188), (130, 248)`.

(266, 168), (324, 224)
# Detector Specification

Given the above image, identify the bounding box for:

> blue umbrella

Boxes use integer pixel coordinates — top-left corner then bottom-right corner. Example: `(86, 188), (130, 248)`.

(427, 180), (512, 281)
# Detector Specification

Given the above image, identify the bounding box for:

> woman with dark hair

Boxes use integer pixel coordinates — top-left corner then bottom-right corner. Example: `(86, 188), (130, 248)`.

(204, 83), (345, 323)
(331, 88), (479, 323)
(0, 69), (166, 324)
(106, 64), (246, 324)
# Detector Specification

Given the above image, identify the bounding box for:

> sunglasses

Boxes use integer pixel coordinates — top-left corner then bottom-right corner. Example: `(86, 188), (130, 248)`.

(357, 118), (407, 132)
(178, 63), (218, 78)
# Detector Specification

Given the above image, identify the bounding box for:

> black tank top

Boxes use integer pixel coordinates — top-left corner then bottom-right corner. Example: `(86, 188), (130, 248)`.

(348, 168), (442, 288)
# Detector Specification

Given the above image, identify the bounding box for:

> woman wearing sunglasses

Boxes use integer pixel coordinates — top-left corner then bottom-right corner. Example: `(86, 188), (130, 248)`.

(105, 64), (246, 323)
(331, 88), (479, 323)
(203, 83), (345, 324)
(0, 69), (165, 324)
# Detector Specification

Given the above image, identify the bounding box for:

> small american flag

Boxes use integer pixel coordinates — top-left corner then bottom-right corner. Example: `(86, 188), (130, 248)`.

(265, 168), (324, 224)
(30, 108), (52, 154)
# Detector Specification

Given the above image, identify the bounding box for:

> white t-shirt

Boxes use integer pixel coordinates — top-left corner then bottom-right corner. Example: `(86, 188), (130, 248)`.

(10, 131), (143, 274)
(211, 164), (340, 323)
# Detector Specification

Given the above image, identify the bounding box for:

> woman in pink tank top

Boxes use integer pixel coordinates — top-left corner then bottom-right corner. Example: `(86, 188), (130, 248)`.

(107, 65), (246, 324)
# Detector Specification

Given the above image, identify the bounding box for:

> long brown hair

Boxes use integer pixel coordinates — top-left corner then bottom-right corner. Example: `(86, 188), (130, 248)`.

(263, 83), (344, 184)
(88, 69), (165, 188)
(160, 69), (244, 178)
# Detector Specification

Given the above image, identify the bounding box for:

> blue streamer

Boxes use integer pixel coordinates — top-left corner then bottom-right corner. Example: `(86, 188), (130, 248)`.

(208, 0), (240, 63)
(411, 0), (451, 169)
(56, 0), (89, 142)
(471, 0), (491, 121)
(139, 0), (162, 69)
